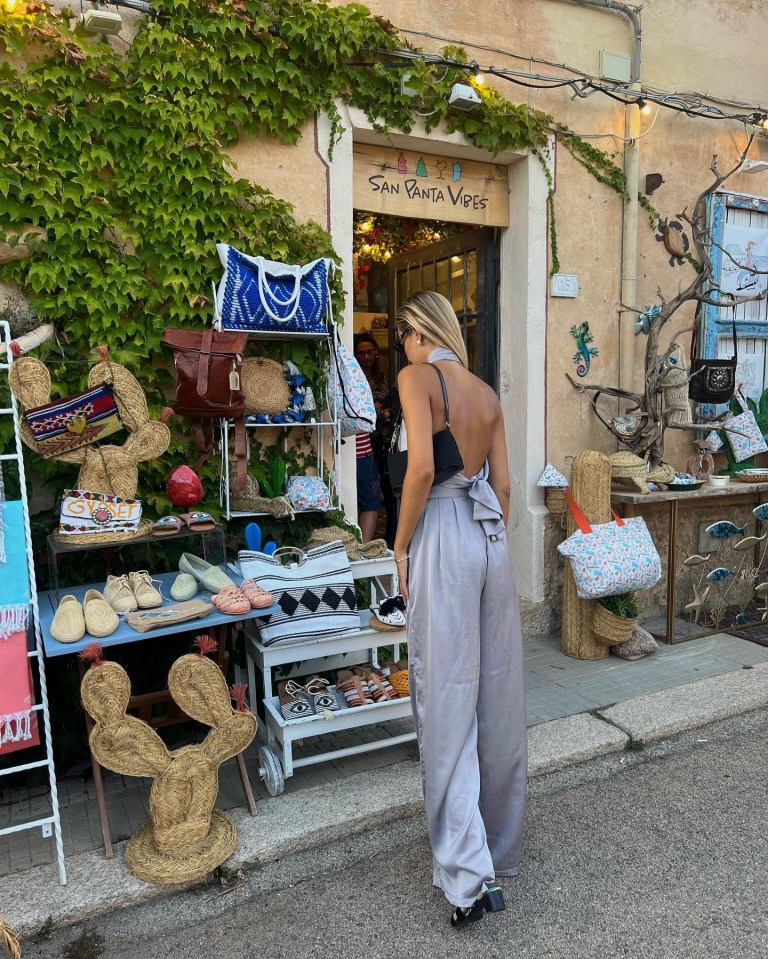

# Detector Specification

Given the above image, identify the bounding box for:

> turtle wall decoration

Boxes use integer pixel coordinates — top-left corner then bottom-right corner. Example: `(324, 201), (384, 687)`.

(655, 217), (690, 266)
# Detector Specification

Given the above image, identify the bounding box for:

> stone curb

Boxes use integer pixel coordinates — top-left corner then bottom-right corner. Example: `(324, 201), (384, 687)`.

(5, 664), (768, 937)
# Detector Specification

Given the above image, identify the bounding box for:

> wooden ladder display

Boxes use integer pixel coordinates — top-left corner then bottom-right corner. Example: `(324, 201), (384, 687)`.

(0, 320), (66, 885)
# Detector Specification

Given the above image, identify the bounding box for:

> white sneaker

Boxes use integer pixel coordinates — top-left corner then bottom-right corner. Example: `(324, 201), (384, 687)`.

(103, 574), (138, 613)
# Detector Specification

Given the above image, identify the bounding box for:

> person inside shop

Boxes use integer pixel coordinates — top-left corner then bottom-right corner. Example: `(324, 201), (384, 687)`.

(391, 290), (527, 929)
(353, 332), (394, 543)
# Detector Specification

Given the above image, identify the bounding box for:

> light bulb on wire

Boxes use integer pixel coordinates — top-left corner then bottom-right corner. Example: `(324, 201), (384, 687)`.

(5, 0), (19, 11)
(636, 97), (652, 116)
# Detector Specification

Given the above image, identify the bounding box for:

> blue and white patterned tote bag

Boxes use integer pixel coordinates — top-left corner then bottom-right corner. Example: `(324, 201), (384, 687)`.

(557, 487), (661, 599)
(214, 244), (334, 335)
(328, 338), (376, 437)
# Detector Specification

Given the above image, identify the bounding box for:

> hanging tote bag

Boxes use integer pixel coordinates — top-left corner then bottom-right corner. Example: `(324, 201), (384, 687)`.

(238, 541), (359, 647)
(328, 338), (376, 437)
(557, 488), (662, 599)
(689, 302), (737, 405)
(723, 391), (768, 463)
(214, 244), (334, 335)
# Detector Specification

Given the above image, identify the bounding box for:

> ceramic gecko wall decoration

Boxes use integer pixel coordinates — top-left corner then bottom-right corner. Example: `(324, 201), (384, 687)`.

(570, 322), (598, 377)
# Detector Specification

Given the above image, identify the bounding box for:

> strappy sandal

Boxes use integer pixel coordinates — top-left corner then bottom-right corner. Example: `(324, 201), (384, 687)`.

(278, 680), (313, 721)
(450, 886), (505, 929)
(364, 667), (399, 702)
(304, 676), (340, 713)
(336, 669), (373, 708)
(240, 578), (274, 609)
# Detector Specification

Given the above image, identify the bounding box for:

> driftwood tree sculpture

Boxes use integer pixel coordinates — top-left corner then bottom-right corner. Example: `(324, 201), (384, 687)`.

(569, 142), (768, 468)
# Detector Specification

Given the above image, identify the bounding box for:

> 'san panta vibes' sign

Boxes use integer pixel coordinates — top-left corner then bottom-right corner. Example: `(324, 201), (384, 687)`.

(353, 145), (509, 227)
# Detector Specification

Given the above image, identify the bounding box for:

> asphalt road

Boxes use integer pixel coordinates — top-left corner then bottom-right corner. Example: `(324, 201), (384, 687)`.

(23, 710), (768, 959)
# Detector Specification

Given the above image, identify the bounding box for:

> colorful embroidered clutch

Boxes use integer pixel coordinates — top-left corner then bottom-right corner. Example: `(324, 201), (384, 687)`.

(59, 490), (142, 536)
(23, 384), (122, 459)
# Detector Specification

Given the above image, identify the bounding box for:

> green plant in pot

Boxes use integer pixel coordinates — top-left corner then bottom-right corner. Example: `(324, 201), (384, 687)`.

(593, 592), (639, 645)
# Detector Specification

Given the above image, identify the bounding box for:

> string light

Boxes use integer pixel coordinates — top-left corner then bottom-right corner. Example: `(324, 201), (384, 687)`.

(636, 97), (652, 116)
(4, 0), (19, 11)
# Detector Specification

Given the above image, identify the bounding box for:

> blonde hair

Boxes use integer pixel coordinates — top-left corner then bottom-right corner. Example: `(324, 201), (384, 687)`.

(396, 291), (469, 369)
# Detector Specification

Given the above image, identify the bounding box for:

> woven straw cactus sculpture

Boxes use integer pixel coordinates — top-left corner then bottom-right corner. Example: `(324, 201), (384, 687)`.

(0, 920), (20, 959)
(80, 640), (257, 884)
(9, 348), (170, 501)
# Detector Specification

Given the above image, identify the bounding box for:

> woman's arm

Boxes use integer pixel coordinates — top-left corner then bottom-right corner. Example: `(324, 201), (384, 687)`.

(487, 408), (511, 526)
(392, 366), (435, 601)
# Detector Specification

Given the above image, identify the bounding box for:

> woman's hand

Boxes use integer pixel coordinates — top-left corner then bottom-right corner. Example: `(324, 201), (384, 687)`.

(396, 556), (409, 605)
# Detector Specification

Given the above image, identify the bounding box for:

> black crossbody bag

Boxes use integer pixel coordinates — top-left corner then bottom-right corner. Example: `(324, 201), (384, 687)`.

(387, 363), (464, 495)
(688, 302), (738, 405)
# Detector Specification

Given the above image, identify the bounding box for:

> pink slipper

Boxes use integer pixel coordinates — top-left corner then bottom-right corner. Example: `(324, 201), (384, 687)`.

(240, 578), (274, 609)
(211, 584), (251, 615)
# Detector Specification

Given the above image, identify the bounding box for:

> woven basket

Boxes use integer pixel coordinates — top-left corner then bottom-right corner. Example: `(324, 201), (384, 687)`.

(229, 473), (294, 518)
(0, 920), (20, 959)
(306, 525), (388, 561)
(592, 603), (636, 645)
(545, 487), (567, 515)
(241, 357), (289, 415)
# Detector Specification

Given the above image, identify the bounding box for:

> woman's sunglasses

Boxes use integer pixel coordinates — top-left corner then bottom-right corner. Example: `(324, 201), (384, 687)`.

(394, 326), (412, 353)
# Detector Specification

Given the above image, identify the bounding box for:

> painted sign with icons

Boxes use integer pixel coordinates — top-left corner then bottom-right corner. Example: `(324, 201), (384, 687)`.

(353, 145), (509, 227)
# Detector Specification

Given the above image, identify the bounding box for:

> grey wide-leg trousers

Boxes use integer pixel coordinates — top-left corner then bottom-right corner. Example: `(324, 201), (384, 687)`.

(407, 482), (527, 909)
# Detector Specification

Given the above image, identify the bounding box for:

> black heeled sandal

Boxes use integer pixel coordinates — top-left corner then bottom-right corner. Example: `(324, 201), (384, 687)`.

(482, 885), (506, 913)
(450, 898), (484, 929)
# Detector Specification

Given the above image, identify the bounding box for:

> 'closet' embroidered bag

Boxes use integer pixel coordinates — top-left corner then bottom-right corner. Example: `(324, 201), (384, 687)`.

(557, 488), (661, 599)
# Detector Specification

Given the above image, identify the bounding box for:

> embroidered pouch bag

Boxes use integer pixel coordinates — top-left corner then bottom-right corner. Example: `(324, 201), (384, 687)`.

(723, 393), (768, 463)
(557, 488), (662, 599)
(286, 475), (331, 511)
(215, 244), (333, 335)
(23, 383), (122, 459)
(238, 542), (358, 647)
(688, 304), (737, 405)
(59, 490), (142, 536)
(328, 339), (376, 437)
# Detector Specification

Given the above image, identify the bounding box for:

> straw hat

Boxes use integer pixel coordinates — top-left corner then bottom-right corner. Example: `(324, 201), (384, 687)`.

(241, 357), (289, 416)
(0, 919), (20, 959)
(306, 526), (389, 561)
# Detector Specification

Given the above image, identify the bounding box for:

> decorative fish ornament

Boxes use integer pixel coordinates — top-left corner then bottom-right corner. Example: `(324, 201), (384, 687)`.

(683, 554), (711, 567)
(733, 534), (767, 552)
(706, 567), (736, 582)
(753, 504), (768, 521)
(705, 521), (748, 540)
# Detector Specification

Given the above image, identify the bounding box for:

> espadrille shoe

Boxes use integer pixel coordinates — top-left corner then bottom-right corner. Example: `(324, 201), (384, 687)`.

(128, 570), (163, 609)
(50, 594), (86, 644)
(179, 553), (235, 593)
(103, 574), (138, 613)
(83, 589), (119, 638)
(170, 573), (198, 602)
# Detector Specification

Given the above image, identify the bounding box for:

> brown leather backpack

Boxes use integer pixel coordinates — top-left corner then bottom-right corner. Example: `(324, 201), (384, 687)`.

(162, 328), (249, 489)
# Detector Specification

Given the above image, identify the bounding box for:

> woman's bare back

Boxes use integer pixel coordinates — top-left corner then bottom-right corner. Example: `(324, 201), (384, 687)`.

(424, 361), (501, 477)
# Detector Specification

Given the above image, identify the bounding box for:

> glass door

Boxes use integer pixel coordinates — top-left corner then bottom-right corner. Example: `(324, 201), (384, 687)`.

(387, 228), (499, 389)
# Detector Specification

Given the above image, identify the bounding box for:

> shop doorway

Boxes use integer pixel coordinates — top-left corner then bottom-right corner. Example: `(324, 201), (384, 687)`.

(352, 213), (500, 544)
(387, 228), (499, 389)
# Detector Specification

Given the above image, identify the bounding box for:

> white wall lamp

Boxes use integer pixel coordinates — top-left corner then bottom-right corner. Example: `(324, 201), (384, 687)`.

(739, 160), (768, 175)
(448, 83), (481, 112)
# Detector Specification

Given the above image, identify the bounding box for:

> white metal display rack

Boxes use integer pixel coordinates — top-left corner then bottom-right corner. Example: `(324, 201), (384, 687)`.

(217, 327), (342, 521)
(0, 321), (66, 884)
(245, 553), (413, 796)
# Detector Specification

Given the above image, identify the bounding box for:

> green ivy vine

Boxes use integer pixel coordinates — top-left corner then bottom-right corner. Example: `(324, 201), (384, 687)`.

(0, 0), (645, 528)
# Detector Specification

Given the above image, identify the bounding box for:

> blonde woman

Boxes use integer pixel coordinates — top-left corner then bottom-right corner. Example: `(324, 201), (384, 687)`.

(392, 290), (527, 929)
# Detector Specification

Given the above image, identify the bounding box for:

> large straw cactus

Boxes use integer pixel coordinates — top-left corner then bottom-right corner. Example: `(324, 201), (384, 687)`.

(80, 640), (257, 884)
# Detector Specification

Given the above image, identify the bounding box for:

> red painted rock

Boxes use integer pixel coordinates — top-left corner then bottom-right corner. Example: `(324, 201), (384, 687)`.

(166, 465), (203, 508)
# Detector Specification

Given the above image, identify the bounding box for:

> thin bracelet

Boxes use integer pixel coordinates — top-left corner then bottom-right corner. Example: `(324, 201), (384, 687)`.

(394, 554), (409, 565)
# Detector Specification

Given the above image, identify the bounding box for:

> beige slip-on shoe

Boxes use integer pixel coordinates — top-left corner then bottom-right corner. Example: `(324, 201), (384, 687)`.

(128, 570), (163, 609)
(50, 594), (86, 644)
(103, 574), (138, 613)
(83, 589), (119, 638)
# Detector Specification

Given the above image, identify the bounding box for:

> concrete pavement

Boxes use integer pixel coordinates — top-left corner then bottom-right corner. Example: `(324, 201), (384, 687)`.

(3, 660), (767, 939)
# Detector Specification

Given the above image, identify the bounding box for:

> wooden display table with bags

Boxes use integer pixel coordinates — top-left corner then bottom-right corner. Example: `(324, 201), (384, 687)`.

(612, 480), (768, 644)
